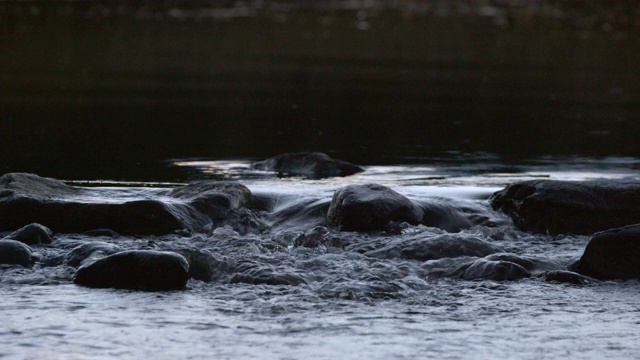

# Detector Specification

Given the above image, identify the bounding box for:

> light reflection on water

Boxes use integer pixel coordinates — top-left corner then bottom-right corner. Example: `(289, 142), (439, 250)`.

(2, 281), (639, 359)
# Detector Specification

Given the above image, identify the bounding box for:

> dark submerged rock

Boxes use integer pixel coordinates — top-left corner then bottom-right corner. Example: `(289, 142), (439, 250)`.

(490, 180), (640, 235)
(544, 270), (595, 285)
(0, 173), (257, 235)
(251, 152), (365, 179)
(572, 224), (640, 280)
(363, 233), (501, 261)
(415, 199), (473, 232)
(0, 239), (34, 267)
(450, 258), (531, 281)
(230, 265), (307, 286)
(5, 223), (53, 245)
(65, 242), (121, 267)
(73, 250), (189, 291)
(327, 184), (422, 232)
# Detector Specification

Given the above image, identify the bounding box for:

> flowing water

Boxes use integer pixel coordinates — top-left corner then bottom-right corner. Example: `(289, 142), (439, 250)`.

(2, 1), (640, 358)
(2, 156), (640, 359)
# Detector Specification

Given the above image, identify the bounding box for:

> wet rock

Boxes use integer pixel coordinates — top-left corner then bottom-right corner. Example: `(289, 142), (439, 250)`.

(572, 224), (640, 280)
(490, 180), (640, 235)
(174, 248), (230, 282)
(230, 265), (307, 286)
(65, 242), (121, 267)
(73, 250), (189, 291)
(251, 152), (364, 179)
(484, 253), (536, 271)
(364, 233), (501, 261)
(544, 270), (595, 285)
(293, 226), (351, 249)
(416, 199), (473, 232)
(0, 173), (257, 235)
(0, 239), (34, 267)
(328, 184), (422, 232)
(5, 223), (53, 245)
(450, 259), (531, 281)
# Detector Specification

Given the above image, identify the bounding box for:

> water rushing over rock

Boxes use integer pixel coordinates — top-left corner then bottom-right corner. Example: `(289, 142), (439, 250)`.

(2, 158), (640, 359)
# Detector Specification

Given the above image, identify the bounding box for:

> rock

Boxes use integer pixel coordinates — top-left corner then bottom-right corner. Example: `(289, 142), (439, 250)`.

(0, 239), (34, 267)
(174, 248), (228, 283)
(73, 250), (189, 291)
(293, 226), (351, 249)
(251, 152), (365, 179)
(544, 270), (595, 285)
(490, 180), (640, 235)
(484, 253), (536, 271)
(0, 173), (256, 235)
(5, 223), (53, 245)
(416, 199), (473, 232)
(572, 224), (640, 280)
(65, 242), (121, 267)
(364, 233), (501, 261)
(327, 184), (422, 232)
(450, 258), (531, 281)
(230, 265), (307, 286)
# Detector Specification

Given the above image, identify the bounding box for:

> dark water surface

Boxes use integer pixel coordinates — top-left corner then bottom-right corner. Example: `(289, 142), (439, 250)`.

(2, 1), (640, 180)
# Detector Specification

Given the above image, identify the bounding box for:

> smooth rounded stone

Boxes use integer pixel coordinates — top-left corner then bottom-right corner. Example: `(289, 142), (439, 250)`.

(327, 184), (423, 232)
(415, 199), (473, 232)
(450, 259), (531, 281)
(363, 233), (502, 261)
(4, 223), (53, 245)
(490, 180), (640, 235)
(251, 152), (365, 179)
(543, 270), (595, 285)
(0, 239), (34, 267)
(65, 242), (121, 267)
(73, 250), (189, 291)
(571, 224), (640, 280)
(169, 181), (252, 212)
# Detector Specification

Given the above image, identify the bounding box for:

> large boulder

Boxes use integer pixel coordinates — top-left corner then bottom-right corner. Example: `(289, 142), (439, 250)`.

(73, 250), (190, 291)
(0, 173), (254, 235)
(327, 184), (423, 232)
(571, 224), (640, 280)
(0, 239), (34, 267)
(4, 223), (53, 245)
(490, 180), (640, 235)
(251, 152), (365, 179)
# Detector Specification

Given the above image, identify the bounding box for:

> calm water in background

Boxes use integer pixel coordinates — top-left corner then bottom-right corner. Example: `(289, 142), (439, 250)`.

(1, 1), (640, 179)
(2, 1), (640, 359)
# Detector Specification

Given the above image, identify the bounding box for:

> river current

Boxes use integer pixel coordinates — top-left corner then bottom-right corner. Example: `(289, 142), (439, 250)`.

(1, 156), (640, 359)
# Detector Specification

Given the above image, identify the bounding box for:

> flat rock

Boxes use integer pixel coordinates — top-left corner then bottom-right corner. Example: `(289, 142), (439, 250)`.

(0, 239), (34, 267)
(490, 180), (640, 235)
(364, 233), (501, 261)
(251, 152), (364, 179)
(571, 224), (640, 280)
(73, 250), (189, 291)
(327, 184), (422, 232)
(0, 173), (254, 235)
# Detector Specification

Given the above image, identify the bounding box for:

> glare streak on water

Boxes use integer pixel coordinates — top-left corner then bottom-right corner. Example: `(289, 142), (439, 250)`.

(2, 157), (640, 359)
